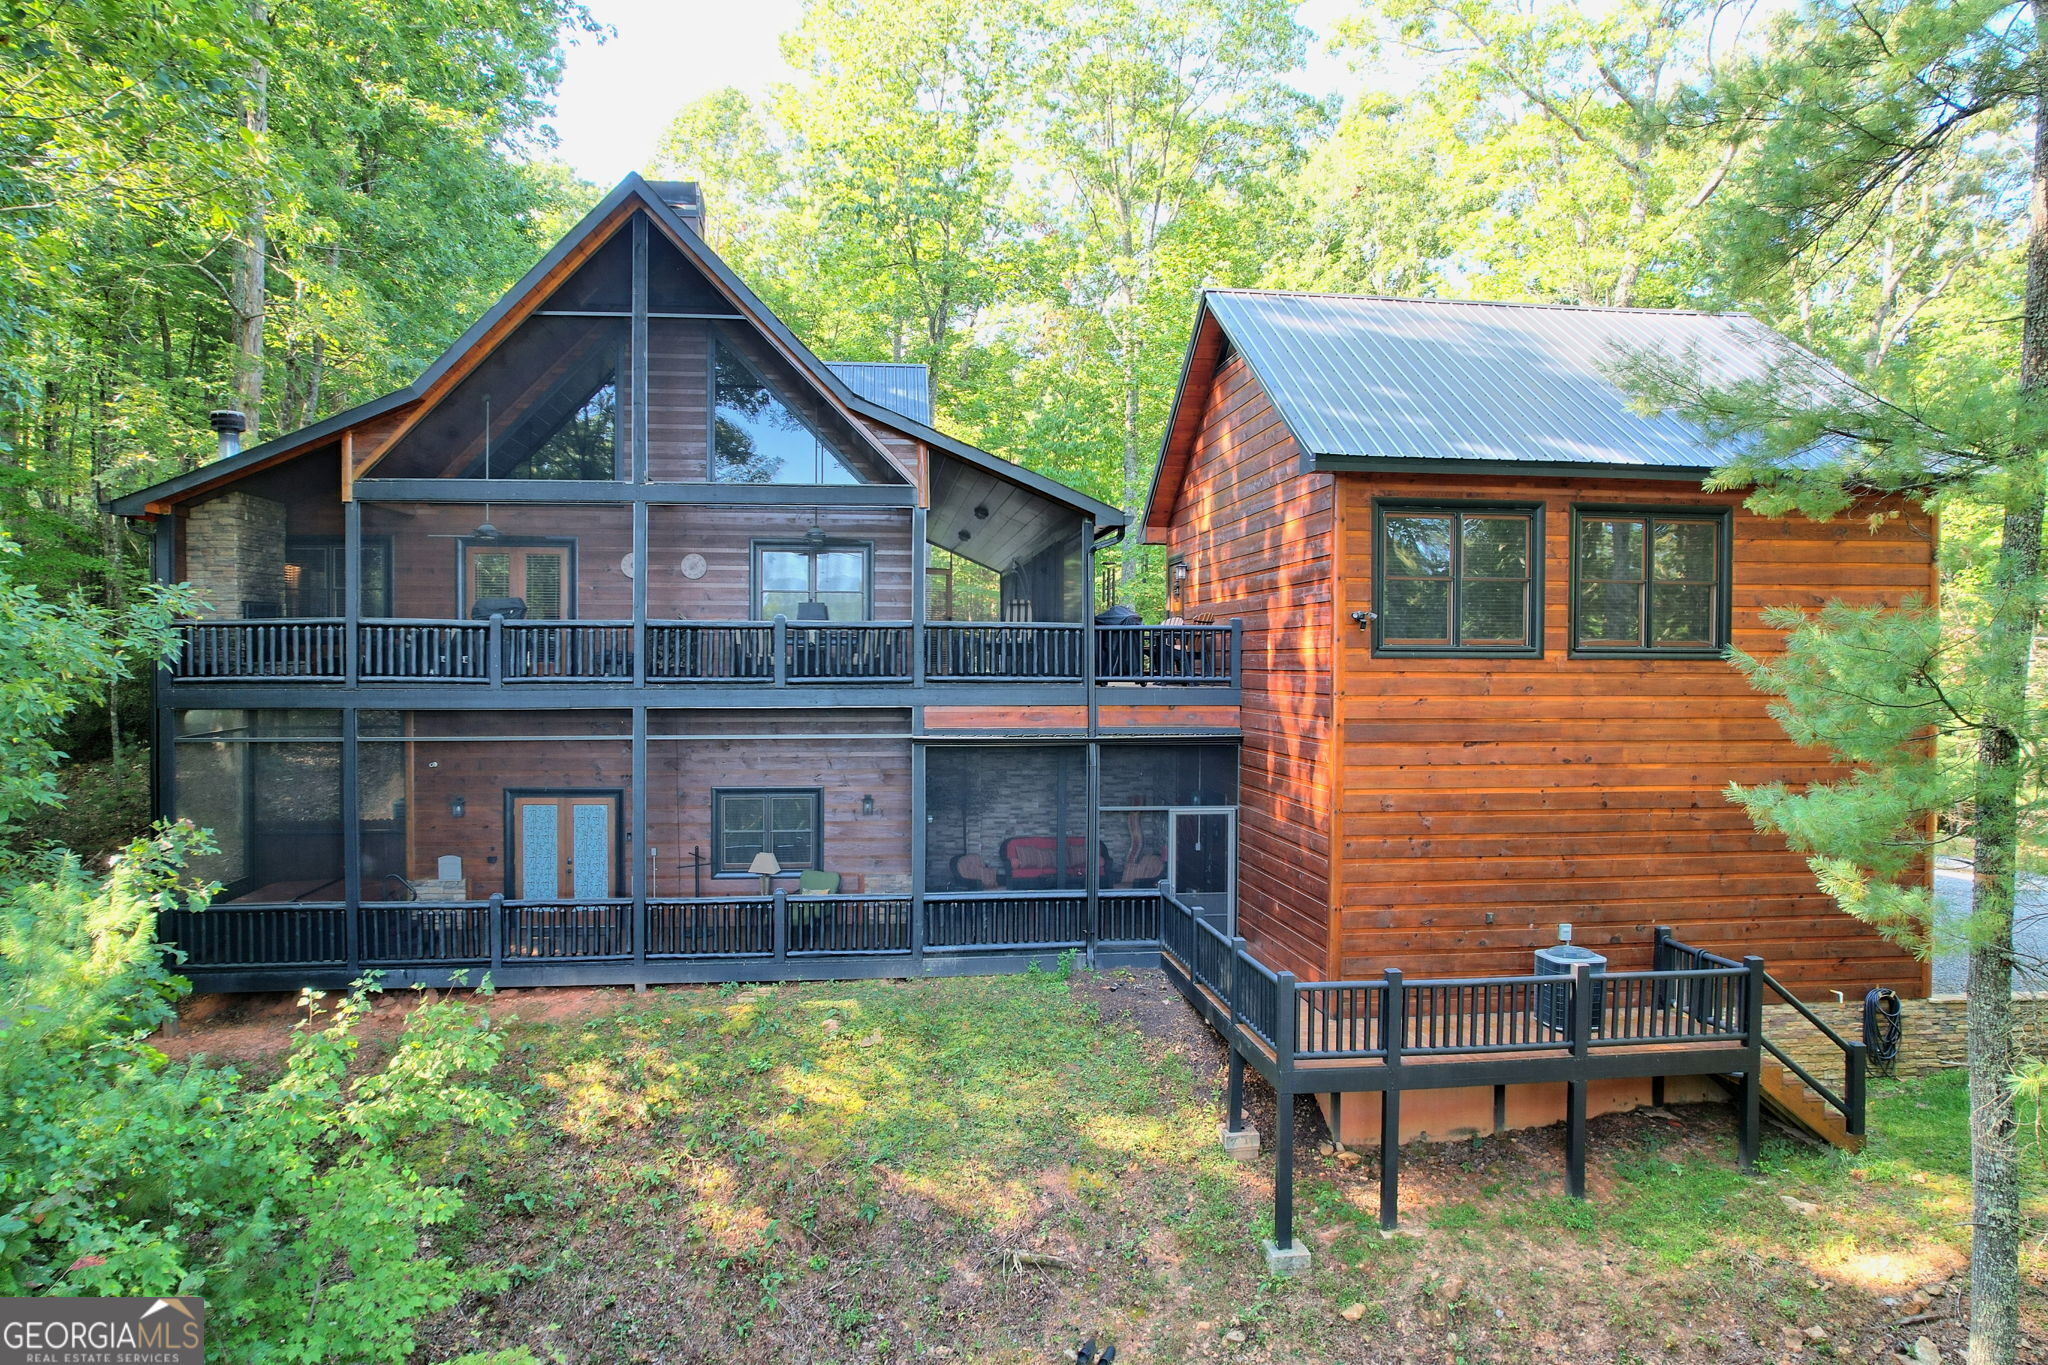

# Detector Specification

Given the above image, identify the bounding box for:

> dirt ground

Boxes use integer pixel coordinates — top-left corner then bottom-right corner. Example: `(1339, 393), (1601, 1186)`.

(154, 970), (2036, 1365)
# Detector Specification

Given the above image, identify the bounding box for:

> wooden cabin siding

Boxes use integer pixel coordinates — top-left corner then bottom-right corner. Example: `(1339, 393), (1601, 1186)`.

(646, 319), (711, 481)
(1163, 354), (1334, 978)
(645, 507), (915, 620)
(1329, 472), (1933, 998)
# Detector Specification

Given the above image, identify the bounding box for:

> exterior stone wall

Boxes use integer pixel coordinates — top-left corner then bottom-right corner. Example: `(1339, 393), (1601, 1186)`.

(1763, 992), (2048, 1081)
(185, 492), (286, 618)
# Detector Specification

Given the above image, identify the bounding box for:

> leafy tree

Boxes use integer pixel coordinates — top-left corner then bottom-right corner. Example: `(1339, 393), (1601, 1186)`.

(1618, 2), (2040, 1359)
(0, 536), (194, 846)
(0, 829), (517, 1360)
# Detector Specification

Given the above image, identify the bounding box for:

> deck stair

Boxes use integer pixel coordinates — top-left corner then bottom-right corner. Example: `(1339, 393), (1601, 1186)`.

(1654, 932), (1869, 1154)
(1751, 1056), (1864, 1151)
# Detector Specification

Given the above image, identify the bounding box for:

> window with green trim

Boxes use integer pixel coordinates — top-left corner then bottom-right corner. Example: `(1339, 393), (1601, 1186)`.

(1375, 505), (1539, 653)
(1572, 511), (1727, 653)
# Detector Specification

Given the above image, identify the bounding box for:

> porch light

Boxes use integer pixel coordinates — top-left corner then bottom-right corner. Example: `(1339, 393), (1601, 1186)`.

(450, 795), (466, 818)
(861, 794), (874, 816)
(749, 850), (782, 895)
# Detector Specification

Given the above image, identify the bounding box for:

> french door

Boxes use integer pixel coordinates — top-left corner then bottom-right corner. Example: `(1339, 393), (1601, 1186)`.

(510, 792), (619, 900)
(465, 544), (569, 619)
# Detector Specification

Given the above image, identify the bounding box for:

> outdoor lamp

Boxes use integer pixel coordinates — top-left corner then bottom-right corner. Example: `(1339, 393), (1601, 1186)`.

(450, 795), (466, 818)
(749, 851), (782, 895)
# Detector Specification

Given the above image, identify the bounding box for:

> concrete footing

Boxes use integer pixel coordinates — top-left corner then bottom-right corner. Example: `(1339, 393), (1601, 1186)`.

(1261, 1238), (1311, 1278)
(1218, 1122), (1260, 1160)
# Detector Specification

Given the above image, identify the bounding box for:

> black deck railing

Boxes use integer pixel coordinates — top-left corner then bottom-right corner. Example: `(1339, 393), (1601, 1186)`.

(160, 886), (1165, 979)
(1157, 889), (1866, 1251)
(168, 618), (1240, 687)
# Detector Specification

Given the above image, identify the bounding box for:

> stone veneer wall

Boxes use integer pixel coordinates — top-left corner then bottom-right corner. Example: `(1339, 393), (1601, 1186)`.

(185, 491), (287, 618)
(1763, 992), (2048, 1081)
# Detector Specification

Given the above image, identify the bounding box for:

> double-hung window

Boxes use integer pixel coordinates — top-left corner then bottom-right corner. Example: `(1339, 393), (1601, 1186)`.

(1571, 510), (1729, 655)
(1374, 504), (1540, 655)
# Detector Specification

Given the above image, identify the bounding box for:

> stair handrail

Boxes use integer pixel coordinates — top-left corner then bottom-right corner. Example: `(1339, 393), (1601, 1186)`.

(1659, 929), (1865, 1138)
(1760, 969), (1868, 1137)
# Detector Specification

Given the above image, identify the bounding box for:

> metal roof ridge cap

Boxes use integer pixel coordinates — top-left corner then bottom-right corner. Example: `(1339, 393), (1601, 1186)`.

(1204, 287), (1752, 320)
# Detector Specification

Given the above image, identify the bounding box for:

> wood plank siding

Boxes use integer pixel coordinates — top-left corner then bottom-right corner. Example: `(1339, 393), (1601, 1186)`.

(1159, 353), (1335, 978)
(1328, 474), (1931, 996)
(1161, 358), (1934, 999)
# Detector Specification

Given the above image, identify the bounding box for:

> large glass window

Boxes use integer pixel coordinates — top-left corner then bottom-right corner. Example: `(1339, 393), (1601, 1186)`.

(1572, 510), (1727, 654)
(712, 788), (823, 874)
(1375, 504), (1539, 653)
(713, 341), (861, 485)
(754, 541), (870, 621)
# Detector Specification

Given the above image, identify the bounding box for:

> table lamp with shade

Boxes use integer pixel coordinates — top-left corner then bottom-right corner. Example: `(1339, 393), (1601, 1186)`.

(748, 851), (782, 895)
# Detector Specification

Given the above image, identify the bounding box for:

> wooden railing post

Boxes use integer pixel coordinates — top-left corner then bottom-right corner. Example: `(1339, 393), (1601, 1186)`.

(1739, 955), (1766, 1171)
(1228, 617), (1243, 684)
(1845, 1040), (1868, 1137)
(487, 614), (505, 688)
(1566, 962), (1592, 1198)
(773, 889), (789, 963)
(488, 893), (505, 976)
(1277, 969), (1297, 1067)
(772, 615), (788, 687)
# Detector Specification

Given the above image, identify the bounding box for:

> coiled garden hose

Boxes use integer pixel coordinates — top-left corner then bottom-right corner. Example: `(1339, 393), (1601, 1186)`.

(1864, 986), (1903, 1077)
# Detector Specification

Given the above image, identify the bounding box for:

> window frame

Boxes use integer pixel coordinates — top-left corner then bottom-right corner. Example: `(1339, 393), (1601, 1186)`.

(749, 538), (875, 621)
(1370, 500), (1545, 658)
(711, 787), (824, 877)
(1568, 505), (1733, 658)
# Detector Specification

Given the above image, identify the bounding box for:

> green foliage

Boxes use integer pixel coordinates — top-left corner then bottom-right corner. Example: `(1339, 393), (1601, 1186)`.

(1, 0), (600, 622)
(0, 828), (518, 1361)
(0, 537), (195, 843)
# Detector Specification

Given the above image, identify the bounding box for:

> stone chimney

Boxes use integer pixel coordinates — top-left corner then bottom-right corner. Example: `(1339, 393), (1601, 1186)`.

(645, 180), (706, 237)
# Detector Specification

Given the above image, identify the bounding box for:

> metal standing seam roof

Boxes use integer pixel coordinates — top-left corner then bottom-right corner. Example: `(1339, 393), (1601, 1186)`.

(1201, 289), (1845, 471)
(826, 362), (933, 427)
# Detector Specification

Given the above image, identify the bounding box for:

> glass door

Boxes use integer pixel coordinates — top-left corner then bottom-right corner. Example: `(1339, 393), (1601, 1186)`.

(1168, 809), (1234, 931)
(511, 792), (618, 900)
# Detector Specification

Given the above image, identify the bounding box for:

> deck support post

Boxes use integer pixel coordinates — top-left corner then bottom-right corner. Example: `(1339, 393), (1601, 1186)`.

(1380, 966), (1404, 1230)
(1329, 1091), (1342, 1151)
(1379, 1089), (1401, 1230)
(341, 708), (361, 978)
(1565, 1082), (1587, 1199)
(1567, 961), (1594, 1198)
(1492, 1083), (1506, 1135)
(1739, 955), (1766, 1171)
(630, 706), (648, 986)
(1226, 1048), (1245, 1132)
(1273, 1085), (1294, 1243)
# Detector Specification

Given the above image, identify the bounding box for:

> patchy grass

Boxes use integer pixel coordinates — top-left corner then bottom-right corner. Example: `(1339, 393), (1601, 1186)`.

(170, 971), (2048, 1364)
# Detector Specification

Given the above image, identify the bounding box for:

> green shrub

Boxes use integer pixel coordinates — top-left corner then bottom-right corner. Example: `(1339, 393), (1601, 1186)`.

(0, 827), (519, 1363)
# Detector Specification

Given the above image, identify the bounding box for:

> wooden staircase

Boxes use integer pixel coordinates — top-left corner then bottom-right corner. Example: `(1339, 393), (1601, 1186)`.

(1749, 1056), (1865, 1151)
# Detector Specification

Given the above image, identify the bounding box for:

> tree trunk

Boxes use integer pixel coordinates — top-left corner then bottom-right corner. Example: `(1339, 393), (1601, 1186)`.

(229, 1), (270, 437)
(1117, 334), (1142, 599)
(1964, 18), (2048, 1364)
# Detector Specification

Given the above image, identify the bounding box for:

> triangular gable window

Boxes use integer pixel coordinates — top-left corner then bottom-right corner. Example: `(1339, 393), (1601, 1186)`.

(495, 367), (618, 481)
(712, 340), (862, 485)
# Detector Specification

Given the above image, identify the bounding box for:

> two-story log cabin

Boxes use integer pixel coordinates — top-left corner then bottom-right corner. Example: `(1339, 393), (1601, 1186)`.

(108, 176), (1243, 991)
(1142, 289), (1932, 1003)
